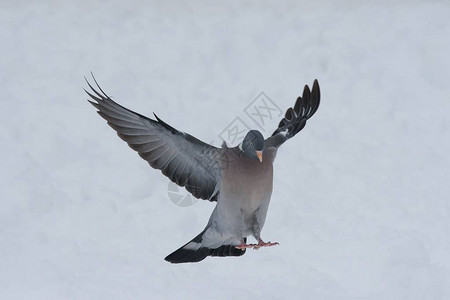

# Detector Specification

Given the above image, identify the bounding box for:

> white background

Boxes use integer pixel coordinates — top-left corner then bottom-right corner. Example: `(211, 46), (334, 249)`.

(1, 1), (450, 299)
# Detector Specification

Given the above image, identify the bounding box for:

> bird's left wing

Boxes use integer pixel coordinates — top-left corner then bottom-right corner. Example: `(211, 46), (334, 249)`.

(85, 77), (222, 201)
(265, 79), (320, 148)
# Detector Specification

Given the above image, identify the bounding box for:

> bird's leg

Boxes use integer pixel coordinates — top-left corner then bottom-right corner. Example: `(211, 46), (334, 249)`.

(253, 238), (279, 250)
(235, 239), (257, 250)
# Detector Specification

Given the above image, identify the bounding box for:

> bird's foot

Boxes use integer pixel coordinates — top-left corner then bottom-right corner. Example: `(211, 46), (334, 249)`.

(235, 242), (258, 250)
(253, 239), (279, 250)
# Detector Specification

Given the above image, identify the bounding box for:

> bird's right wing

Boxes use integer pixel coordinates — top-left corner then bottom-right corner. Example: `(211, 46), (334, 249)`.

(265, 80), (320, 148)
(85, 77), (222, 201)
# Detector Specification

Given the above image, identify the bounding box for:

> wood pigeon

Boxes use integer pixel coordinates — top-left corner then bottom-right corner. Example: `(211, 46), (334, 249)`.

(86, 76), (320, 263)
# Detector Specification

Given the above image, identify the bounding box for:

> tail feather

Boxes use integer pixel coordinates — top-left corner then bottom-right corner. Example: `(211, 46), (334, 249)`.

(210, 239), (247, 257)
(164, 231), (246, 264)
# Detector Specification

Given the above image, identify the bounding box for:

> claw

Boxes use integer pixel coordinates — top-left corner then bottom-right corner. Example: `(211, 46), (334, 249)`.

(253, 240), (279, 250)
(235, 239), (280, 250)
(235, 243), (257, 250)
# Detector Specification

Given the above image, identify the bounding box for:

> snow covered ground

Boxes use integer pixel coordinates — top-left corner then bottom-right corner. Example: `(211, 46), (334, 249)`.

(1, 0), (450, 299)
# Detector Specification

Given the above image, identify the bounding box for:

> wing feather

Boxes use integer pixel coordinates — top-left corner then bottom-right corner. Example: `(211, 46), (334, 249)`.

(265, 79), (320, 148)
(86, 76), (221, 201)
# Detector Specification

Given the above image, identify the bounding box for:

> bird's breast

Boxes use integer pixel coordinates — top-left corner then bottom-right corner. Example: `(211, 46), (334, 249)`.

(219, 152), (274, 214)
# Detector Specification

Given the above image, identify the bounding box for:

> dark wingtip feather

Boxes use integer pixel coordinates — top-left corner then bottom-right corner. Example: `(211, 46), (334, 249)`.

(285, 107), (294, 121)
(302, 84), (311, 101)
(271, 79), (320, 139)
(87, 100), (101, 111)
(90, 72), (109, 98)
(85, 76), (105, 100)
(293, 96), (302, 115)
(309, 79), (320, 117)
(84, 88), (102, 102)
(153, 113), (179, 134)
(312, 79), (320, 104)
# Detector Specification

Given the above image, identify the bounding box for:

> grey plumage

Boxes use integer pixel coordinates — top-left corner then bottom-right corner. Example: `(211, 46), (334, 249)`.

(85, 77), (222, 202)
(86, 76), (320, 263)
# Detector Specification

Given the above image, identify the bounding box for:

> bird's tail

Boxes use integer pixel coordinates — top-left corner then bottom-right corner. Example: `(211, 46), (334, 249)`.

(164, 229), (247, 264)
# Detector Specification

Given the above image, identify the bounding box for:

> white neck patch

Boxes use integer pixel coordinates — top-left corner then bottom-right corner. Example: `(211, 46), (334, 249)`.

(238, 141), (244, 152)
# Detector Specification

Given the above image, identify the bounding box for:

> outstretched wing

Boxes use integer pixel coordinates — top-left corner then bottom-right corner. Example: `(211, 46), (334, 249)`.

(85, 76), (222, 201)
(265, 79), (320, 148)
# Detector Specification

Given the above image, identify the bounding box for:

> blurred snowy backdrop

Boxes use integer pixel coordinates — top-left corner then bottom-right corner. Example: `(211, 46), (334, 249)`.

(1, 0), (450, 299)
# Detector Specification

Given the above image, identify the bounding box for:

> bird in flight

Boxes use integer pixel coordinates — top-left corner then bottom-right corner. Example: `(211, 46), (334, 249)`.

(86, 76), (320, 263)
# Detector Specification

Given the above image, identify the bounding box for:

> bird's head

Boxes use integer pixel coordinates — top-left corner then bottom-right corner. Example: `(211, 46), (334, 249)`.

(240, 130), (265, 162)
